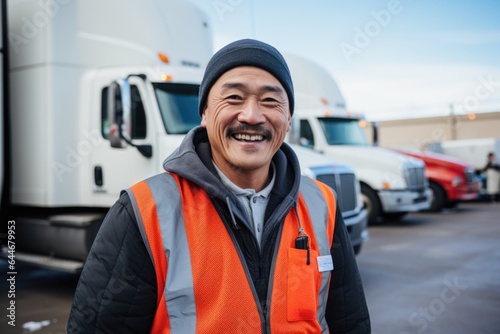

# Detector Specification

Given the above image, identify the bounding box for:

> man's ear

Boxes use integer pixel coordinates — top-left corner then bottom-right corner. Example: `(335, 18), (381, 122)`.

(287, 111), (292, 132)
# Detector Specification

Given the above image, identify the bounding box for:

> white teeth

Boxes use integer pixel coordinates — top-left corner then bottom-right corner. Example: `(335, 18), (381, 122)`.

(234, 134), (264, 141)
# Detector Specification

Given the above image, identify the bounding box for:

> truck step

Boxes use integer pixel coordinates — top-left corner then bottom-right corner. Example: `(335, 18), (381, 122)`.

(1, 248), (84, 273)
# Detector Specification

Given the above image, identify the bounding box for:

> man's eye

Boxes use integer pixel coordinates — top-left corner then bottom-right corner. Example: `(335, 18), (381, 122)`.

(227, 95), (242, 101)
(263, 97), (278, 102)
(262, 97), (280, 105)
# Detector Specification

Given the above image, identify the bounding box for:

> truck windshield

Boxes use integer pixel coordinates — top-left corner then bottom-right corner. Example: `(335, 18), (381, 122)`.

(153, 83), (200, 134)
(318, 117), (368, 145)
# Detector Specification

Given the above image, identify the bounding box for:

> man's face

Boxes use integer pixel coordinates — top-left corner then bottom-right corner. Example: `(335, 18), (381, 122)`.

(201, 66), (291, 181)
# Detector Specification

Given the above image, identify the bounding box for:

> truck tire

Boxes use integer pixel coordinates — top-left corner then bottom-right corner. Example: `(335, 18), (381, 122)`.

(428, 181), (447, 212)
(383, 212), (408, 221)
(445, 200), (458, 209)
(361, 184), (382, 224)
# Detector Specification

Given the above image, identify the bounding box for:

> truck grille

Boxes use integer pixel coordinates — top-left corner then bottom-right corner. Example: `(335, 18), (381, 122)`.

(406, 166), (426, 191)
(316, 173), (357, 213)
(464, 168), (475, 184)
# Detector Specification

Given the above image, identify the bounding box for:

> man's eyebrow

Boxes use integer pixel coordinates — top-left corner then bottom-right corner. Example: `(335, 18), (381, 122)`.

(221, 82), (247, 90)
(220, 82), (285, 94)
(259, 85), (285, 94)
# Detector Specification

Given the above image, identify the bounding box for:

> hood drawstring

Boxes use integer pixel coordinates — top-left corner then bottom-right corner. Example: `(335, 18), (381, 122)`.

(226, 196), (240, 230)
(294, 206), (306, 237)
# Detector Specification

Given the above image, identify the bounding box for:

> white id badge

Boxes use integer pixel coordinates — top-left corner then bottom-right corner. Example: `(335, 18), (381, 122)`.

(317, 255), (334, 272)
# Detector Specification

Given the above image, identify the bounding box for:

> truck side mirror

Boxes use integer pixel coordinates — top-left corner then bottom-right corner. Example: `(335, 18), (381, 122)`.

(371, 121), (379, 147)
(107, 80), (131, 148)
(107, 78), (152, 158)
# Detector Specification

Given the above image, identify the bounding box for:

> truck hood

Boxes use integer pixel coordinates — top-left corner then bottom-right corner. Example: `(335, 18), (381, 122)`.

(321, 145), (424, 189)
(323, 145), (423, 168)
(290, 144), (352, 168)
(394, 149), (472, 170)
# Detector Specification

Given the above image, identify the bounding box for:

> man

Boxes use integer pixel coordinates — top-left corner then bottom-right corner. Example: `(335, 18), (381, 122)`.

(68, 39), (370, 333)
(483, 152), (500, 202)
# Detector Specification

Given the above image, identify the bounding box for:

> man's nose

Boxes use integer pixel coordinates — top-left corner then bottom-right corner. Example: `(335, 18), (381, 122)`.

(237, 100), (266, 124)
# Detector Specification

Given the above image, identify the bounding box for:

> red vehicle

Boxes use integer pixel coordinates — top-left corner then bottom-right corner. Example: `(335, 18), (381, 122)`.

(394, 150), (480, 212)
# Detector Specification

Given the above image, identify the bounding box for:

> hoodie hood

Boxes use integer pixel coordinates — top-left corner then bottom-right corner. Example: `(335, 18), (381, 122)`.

(162, 126), (302, 225)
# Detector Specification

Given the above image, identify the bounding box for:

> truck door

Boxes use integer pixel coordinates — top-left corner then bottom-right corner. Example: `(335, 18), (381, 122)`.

(91, 76), (157, 205)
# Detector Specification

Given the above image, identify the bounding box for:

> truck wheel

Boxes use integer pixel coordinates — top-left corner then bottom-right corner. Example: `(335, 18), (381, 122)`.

(361, 184), (382, 224)
(445, 200), (458, 209)
(383, 212), (408, 221)
(428, 181), (447, 212)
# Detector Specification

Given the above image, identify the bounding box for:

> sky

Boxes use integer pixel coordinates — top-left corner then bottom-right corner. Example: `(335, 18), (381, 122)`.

(189, 0), (500, 121)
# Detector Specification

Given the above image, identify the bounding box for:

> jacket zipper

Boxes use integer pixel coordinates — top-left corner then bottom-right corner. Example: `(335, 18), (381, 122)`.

(212, 197), (268, 331)
(214, 196), (290, 334)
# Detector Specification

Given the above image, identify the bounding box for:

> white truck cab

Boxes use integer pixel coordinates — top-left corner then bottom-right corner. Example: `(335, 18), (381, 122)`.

(2, 0), (213, 271)
(285, 54), (432, 224)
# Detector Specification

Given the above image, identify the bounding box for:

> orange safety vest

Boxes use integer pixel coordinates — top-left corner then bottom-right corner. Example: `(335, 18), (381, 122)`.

(127, 172), (336, 334)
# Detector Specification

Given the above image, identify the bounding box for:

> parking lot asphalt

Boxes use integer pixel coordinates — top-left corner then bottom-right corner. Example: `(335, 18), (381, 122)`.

(1, 201), (499, 334)
(357, 201), (500, 334)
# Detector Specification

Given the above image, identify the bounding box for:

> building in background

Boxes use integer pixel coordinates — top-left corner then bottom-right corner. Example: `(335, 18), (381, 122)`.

(368, 111), (500, 151)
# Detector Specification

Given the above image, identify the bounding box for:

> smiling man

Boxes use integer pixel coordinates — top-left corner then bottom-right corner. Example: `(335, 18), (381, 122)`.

(68, 39), (370, 333)
(202, 66), (291, 191)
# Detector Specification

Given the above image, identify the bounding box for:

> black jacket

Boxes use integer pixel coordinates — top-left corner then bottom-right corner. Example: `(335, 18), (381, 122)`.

(68, 127), (371, 333)
(483, 161), (500, 172)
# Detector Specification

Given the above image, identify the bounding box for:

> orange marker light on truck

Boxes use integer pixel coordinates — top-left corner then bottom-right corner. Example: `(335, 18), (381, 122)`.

(161, 74), (173, 82)
(158, 52), (170, 64)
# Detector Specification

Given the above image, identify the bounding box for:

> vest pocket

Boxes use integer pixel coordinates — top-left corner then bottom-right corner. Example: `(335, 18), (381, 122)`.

(287, 247), (319, 321)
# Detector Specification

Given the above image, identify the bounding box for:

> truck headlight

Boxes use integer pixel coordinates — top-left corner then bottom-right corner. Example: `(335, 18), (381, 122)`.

(451, 176), (463, 187)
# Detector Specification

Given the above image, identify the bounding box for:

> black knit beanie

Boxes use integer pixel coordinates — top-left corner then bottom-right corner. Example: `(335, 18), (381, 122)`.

(198, 39), (294, 116)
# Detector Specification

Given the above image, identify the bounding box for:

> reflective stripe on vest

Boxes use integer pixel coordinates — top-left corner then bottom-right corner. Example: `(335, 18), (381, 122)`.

(127, 173), (336, 334)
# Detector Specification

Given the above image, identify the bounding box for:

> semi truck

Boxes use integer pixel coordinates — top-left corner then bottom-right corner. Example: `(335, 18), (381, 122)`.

(0, 0), (368, 272)
(285, 54), (432, 224)
(0, 0), (214, 272)
(392, 149), (480, 211)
